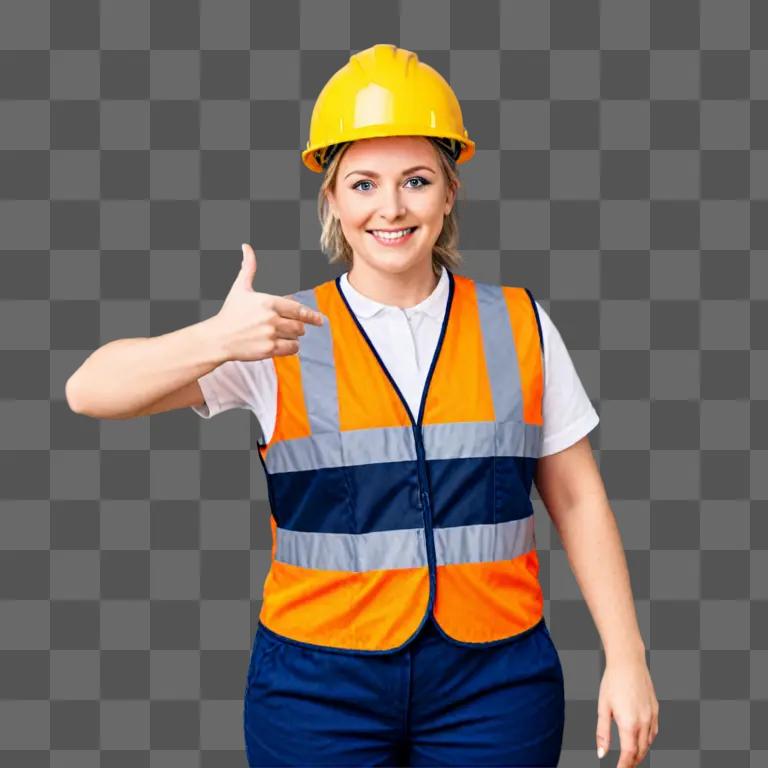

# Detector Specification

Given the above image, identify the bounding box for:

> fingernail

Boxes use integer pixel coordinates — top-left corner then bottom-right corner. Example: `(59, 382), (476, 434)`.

(597, 746), (605, 759)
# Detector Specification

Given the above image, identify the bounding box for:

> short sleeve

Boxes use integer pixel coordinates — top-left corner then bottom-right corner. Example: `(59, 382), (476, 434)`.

(535, 300), (600, 456)
(191, 358), (277, 444)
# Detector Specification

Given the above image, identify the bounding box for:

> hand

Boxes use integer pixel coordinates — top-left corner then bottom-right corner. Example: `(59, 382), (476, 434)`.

(596, 655), (659, 766)
(211, 243), (325, 362)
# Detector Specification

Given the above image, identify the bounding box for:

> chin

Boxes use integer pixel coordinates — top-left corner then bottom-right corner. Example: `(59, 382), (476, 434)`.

(355, 241), (429, 270)
(367, 253), (425, 274)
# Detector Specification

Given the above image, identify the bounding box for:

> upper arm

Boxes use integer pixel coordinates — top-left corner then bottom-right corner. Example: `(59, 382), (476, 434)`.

(132, 379), (206, 418)
(532, 299), (604, 526)
(534, 433), (605, 526)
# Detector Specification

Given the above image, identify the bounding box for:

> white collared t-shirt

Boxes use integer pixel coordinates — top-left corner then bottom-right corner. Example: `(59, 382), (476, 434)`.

(192, 266), (599, 456)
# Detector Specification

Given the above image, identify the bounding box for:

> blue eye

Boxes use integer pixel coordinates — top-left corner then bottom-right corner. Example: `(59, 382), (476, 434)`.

(352, 177), (430, 191)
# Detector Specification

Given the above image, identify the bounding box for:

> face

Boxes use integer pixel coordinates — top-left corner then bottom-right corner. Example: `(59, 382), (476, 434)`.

(325, 136), (457, 276)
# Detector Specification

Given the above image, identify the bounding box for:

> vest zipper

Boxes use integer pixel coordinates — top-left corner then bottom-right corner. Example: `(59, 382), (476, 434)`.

(419, 448), (437, 615)
(412, 426), (437, 614)
(410, 275), (455, 618)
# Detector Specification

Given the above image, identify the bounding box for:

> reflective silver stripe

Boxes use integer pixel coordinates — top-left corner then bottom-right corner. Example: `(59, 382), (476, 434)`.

(273, 516), (534, 572)
(475, 283), (522, 423)
(275, 526), (427, 570)
(264, 424), (417, 473)
(264, 420), (541, 473)
(421, 421), (541, 460)
(294, 288), (340, 434)
(433, 515), (535, 566)
(265, 431), (343, 473)
(421, 420), (495, 459)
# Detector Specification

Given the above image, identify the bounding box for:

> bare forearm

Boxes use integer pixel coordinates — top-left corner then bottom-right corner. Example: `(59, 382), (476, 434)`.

(66, 316), (226, 418)
(552, 491), (646, 666)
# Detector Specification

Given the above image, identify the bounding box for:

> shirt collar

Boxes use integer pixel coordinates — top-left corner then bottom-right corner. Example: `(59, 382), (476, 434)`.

(339, 265), (449, 320)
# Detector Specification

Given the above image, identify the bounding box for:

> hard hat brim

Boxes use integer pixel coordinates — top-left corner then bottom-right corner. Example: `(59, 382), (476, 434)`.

(302, 129), (476, 174)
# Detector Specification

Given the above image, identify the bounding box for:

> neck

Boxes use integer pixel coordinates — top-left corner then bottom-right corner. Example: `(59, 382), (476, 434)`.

(347, 259), (441, 309)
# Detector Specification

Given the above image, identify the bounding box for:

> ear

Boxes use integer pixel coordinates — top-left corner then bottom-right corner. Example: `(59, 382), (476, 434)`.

(326, 190), (337, 219)
(445, 181), (458, 215)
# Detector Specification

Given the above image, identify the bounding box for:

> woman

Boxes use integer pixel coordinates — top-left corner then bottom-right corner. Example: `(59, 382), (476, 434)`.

(67, 43), (658, 767)
(203, 44), (657, 767)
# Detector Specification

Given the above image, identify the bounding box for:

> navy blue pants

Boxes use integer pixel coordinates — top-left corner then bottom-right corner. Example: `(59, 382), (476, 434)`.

(244, 614), (564, 767)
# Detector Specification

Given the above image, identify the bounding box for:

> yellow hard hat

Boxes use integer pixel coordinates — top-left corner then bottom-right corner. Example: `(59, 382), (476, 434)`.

(301, 43), (476, 174)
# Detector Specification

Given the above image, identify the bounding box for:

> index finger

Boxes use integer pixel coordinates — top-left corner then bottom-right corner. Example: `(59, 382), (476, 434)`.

(274, 295), (324, 325)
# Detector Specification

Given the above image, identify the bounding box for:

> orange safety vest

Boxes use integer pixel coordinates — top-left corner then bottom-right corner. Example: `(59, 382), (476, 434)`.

(255, 269), (545, 653)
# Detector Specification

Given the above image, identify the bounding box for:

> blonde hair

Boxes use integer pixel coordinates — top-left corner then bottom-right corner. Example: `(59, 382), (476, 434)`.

(317, 138), (464, 277)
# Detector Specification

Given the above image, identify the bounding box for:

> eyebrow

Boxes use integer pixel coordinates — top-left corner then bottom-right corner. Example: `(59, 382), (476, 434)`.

(344, 165), (436, 180)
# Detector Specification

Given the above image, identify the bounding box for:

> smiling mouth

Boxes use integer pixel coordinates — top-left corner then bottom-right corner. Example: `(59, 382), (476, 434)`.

(366, 226), (419, 235)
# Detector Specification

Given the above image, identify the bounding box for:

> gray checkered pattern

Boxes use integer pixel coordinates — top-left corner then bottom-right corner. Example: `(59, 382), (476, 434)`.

(0, 0), (766, 765)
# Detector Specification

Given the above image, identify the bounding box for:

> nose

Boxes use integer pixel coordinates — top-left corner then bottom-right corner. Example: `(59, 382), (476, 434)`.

(378, 186), (407, 222)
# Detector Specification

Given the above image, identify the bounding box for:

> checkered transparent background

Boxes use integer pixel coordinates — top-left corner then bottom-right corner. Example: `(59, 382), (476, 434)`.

(1, 0), (767, 765)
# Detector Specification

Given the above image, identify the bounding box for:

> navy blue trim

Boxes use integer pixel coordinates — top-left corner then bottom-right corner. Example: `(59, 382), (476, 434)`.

(524, 286), (544, 357)
(255, 614), (548, 656)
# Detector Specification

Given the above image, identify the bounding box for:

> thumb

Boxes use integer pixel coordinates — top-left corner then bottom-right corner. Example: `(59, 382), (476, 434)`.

(233, 243), (257, 292)
(596, 703), (611, 759)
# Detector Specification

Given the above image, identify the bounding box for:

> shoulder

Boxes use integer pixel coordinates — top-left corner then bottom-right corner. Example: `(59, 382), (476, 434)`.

(292, 277), (339, 305)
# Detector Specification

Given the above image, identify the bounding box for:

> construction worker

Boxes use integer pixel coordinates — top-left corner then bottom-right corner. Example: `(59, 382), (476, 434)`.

(65, 40), (658, 768)
(190, 43), (658, 768)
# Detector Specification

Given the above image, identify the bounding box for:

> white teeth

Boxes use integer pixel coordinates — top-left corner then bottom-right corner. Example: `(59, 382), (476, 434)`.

(370, 227), (414, 240)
